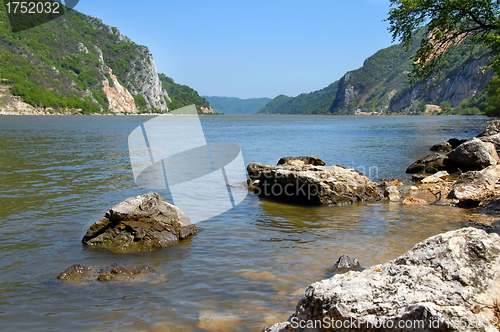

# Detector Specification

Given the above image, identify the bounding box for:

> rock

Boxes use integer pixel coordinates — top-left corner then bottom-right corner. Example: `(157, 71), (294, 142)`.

(430, 141), (453, 153)
(421, 170), (449, 183)
(263, 228), (500, 332)
(401, 196), (427, 205)
(448, 165), (500, 207)
(247, 162), (380, 206)
(384, 186), (400, 202)
(103, 68), (137, 113)
(405, 153), (449, 174)
(410, 186), (419, 191)
(447, 138), (469, 149)
(447, 138), (499, 171)
(57, 263), (156, 282)
(82, 192), (197, 252)
(379, 179), (400, 188)
(277, 156), (326, 166)
(477, 119), (500, 137)
(479, 132), (500, 153)
(411, 173), (428, 182)
(332, 254), (361, 272)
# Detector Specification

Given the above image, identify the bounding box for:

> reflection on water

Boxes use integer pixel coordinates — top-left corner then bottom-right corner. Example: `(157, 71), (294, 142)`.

(0, 115), (480, 331)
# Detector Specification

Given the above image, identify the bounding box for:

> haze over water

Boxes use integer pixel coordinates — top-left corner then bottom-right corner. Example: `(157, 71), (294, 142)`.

(0, 115), (482, 331)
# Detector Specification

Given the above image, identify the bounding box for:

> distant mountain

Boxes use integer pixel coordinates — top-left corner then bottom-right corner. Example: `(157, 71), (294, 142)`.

(258, 95), (293, 114)
(258, 82), (339, 114)
(203, 96), (271, 114)
(0, 4), (208, 114)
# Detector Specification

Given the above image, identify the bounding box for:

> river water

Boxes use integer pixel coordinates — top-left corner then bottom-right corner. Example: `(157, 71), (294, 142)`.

(0, 115), (485, 331)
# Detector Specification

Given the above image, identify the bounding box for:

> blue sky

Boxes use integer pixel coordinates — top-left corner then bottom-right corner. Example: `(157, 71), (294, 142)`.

(75, 0), (395, 99)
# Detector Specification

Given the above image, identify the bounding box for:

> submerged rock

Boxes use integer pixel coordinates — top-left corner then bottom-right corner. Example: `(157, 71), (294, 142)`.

(82, 192), (197, 252)
(57, 263), (156, 282)
(401, 196), (427, 206)
(247, 160), (379, 206)
(264, 228), (500, 332)
(332, 254), (361, 273)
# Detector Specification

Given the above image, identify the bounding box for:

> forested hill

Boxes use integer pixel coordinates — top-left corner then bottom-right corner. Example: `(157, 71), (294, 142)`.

(0, 3), (209, 114)
(259, 34), (492, 115)
(258, 82), (339, 114)
(203, 96), (271, 114)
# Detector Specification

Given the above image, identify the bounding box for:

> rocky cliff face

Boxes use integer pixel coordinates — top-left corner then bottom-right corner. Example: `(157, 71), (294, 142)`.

(103, 69), (136, 113)
(84, 17), (170, 112)
(328, 36), (492, 114)
(389, 54), (493, 112)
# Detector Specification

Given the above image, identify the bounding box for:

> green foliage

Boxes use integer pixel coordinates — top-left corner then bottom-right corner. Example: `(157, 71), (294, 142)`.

(0, 4), (161, 113)
(440, 101), (452, 113)
(258, 95), (293, 114)
(132, 94), (147, 110)
(387, 0), (500, 81)
(261, 81), (339, 115)
(486, 75), (500, 116)
(204, 96), (272, 114)
(158, 74), (212, 113)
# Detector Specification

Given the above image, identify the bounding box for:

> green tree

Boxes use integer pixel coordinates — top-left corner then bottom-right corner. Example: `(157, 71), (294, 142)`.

(387, 0), (500, 81)
(440, 101), (452, 113)
(486, 75), (500, 116)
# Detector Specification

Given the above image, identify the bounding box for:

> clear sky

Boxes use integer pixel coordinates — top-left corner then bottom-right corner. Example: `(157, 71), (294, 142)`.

(75, 0), (395, 99)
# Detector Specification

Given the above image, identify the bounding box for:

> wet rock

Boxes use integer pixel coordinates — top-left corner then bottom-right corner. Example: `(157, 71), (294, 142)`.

(411, 173), (428, 182)
(447, 138), (499, 171)
(333, 254), (361, 272)
(448, 165), (500, 207)
(57, 264), (92, 282)
(430, 141), (453, 153)
(401, 196), (427, 205)
(477, 119), (500, 137)
(277, 156), (326, 166)
(421, 170), (449, 183)
(379, 179), (400, 188)
(82, 192), (197, 252)
(57, 263), (156, 282)
(263, 228), (500, 332)
(405, 153), (449, 174)
(96, 263), (155, 281)
(383, 185), (400, 202)
(247, 161), (379, 206)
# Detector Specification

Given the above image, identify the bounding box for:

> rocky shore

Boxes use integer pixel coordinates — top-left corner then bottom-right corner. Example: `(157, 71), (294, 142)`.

(261, 120), (500, 332)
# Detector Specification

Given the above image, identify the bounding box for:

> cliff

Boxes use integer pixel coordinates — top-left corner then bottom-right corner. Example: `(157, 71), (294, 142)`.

(0, 3), (198, 114)
(329, 35), (492, 115)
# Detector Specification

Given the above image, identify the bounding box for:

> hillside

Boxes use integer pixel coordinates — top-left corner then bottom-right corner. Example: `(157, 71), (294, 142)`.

(159, 75), (213, 114)
(330, 36), (492, 115)
(203, 96), (271, 114)
(258, 82), (339, 114)
(0, 3), (209, 114)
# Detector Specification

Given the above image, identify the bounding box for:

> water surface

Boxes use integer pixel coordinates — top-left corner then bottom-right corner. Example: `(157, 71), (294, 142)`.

(0, 115), (482, 331)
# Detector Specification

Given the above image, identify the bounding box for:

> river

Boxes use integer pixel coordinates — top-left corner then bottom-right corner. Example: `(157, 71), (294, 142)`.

(0, 115), (484, 331)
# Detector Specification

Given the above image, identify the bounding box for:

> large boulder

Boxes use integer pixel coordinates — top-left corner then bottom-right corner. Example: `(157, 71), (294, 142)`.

(82, 192), (197, 252)
(405, 153), (449, 174)
(447, 138), (499, 171)
(264, 228), (500, 332)
(447, 165), (500, 206)
(247, 162), (379, 206)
